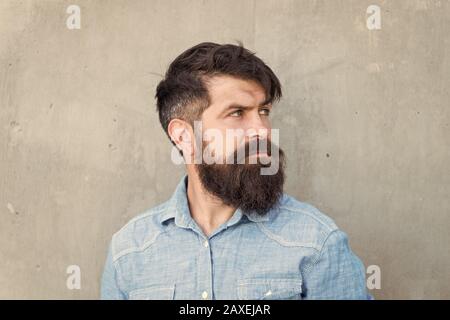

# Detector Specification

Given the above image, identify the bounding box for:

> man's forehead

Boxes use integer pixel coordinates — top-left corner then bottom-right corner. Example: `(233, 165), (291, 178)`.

(206, 75), (267, 108)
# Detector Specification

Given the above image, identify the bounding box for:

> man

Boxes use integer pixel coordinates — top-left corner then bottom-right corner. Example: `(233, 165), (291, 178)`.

(101, 42), (370, 300)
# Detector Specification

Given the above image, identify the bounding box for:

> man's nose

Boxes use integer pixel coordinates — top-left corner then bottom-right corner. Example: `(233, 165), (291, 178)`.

(246, 114), (270, 140)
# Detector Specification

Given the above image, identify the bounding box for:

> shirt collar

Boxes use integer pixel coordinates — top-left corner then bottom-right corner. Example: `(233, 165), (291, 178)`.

(158, 174), (272, 227)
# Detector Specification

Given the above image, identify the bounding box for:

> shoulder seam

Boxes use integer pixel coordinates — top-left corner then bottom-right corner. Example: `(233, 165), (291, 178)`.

(253, 202), (338, 250)
(255, 222), (321, 251)
(279, 205), (337, 232)
(112, 228), (169, 262)
(302, 229), (343, 276)
(111, 206), (169, 262)
(115, 206), (167, 236)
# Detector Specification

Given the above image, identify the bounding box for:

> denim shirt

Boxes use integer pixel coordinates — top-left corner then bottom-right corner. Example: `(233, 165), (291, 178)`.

(101, 174), (370, 300)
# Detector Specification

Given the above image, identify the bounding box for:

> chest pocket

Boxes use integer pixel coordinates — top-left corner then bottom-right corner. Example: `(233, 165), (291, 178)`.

(237, 277), (302, 300)
(128, 284), (175, 300)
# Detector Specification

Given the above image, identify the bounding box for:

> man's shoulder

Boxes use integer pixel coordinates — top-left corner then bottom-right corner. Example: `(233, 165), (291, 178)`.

(110, 200), (171, 262)
(262, 193), (341, 251)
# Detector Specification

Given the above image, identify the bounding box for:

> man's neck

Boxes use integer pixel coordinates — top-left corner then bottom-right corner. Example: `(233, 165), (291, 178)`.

(185, 169), (236, 237)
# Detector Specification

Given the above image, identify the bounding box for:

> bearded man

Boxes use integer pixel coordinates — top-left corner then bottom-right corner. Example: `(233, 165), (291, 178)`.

(101, 42), (370, 300)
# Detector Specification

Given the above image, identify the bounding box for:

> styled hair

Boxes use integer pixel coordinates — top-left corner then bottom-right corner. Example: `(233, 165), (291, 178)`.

(155, 41), (282, 150)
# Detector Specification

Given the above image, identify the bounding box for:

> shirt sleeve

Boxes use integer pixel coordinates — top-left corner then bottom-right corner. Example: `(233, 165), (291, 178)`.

(301, 229), (371, 299)
(100, 242), (127, 300)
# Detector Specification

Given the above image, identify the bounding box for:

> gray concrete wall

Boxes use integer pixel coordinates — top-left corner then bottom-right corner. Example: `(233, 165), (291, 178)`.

(0, 0), (448, 299)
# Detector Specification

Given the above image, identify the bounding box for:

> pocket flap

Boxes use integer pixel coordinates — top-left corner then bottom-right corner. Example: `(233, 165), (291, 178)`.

(237, 277), (302, 300)
(128, 284), (175, 300)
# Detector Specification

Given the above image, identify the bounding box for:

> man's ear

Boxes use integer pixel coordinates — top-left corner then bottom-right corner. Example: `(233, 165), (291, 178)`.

(167, 119), (194, 157)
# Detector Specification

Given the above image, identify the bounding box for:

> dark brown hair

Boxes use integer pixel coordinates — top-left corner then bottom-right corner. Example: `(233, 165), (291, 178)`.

(155, 41), (282, 149)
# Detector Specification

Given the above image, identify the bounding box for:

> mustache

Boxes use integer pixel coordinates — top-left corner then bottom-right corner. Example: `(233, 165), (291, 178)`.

(225, 138), (280, 164)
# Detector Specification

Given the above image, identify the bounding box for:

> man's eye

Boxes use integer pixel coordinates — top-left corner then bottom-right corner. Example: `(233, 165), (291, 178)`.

(230, 110), (243, 117)
(259, 108), (271, 116)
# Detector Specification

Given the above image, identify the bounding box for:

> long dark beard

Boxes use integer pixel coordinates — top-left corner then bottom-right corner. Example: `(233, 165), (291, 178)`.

(196, 140), (286, 216)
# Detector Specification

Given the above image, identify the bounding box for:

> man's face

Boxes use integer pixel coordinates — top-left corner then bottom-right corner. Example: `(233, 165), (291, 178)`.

(199, 75), (272, 161)
(195, 75), (286, 215)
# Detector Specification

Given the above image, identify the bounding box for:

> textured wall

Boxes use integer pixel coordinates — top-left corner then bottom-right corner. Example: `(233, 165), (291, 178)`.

(0, 0), (448, 299)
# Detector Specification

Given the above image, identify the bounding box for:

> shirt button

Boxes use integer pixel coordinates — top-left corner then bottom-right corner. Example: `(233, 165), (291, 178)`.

(203, 241), (209, 248)
(201, 291), (208, 299)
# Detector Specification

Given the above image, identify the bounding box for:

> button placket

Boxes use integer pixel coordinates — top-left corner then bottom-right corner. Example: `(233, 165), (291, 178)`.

(197, 236), (213, 300)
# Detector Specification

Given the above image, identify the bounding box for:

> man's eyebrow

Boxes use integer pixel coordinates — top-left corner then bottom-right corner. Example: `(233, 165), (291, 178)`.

(220, 101), (272, 115)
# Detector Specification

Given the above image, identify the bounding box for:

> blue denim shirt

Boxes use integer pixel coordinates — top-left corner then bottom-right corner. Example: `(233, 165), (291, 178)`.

(101, 174), (370, 300)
